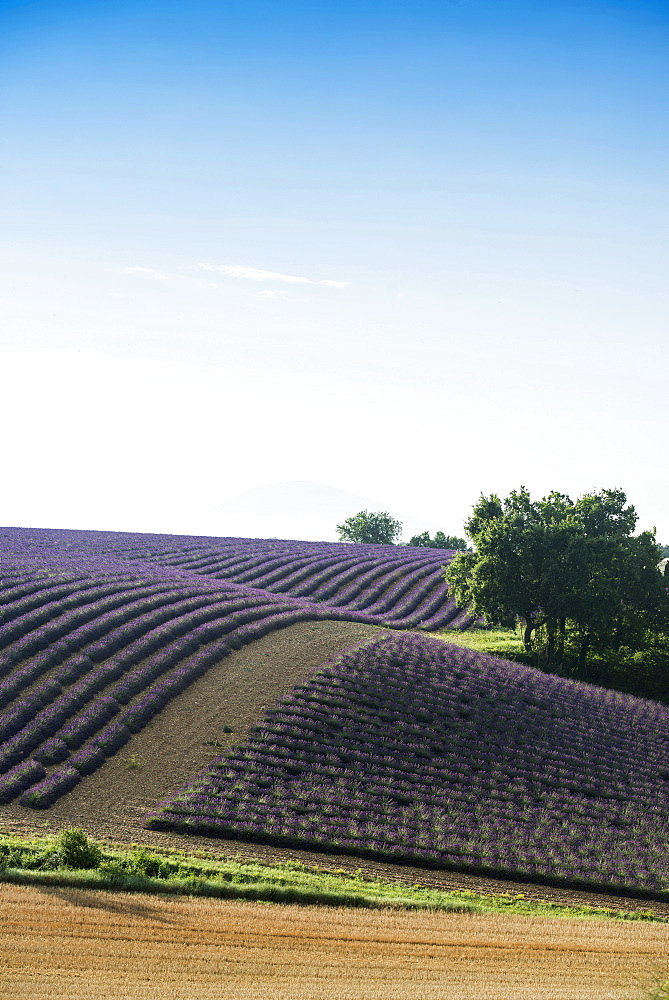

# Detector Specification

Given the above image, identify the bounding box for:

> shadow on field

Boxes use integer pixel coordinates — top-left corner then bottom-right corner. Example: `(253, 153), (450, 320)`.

(33, 885), (180, 924)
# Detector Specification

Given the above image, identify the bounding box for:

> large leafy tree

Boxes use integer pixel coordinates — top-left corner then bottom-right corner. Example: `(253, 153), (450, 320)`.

(445, 487), (669, 669)
(336, 510), (402, 545)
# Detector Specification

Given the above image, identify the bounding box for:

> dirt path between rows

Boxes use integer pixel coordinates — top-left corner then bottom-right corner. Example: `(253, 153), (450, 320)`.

(2, 883), (667, 999)
(0, 621), (384, 838)
(2, 621), (668, 920)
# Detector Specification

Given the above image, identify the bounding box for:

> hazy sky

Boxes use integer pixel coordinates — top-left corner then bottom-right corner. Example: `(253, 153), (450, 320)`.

(1, 0), (667, 539)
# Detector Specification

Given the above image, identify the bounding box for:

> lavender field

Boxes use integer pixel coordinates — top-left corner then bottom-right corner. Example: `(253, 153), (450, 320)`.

(149, 634), (669, 897)
(0, 527), (470, 809)
(1, 527), (469, 629)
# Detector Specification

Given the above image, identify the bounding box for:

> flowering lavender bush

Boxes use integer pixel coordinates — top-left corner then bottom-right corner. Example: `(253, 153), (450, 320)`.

(19, 766), (81, 808)
(148, 634), (669, 897)
(0, 759), (46, 803)
(94, 721), (131, 755)
(59, 697), (121, 749)
(68, 743), (107, 775)
(33, 737), (70, 766)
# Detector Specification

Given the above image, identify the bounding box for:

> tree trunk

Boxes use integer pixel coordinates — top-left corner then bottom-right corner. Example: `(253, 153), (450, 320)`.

(522, 619), (534, 652)
(578, 633), (590, 670)
(612, 616), (625, 651)
(557, 618), (566, 662)
(546, 622), (556, 669)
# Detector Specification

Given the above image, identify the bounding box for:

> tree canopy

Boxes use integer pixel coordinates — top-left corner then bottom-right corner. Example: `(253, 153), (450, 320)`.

(336, 510), (402, 545)
(408, 531), (469, 550)
(445, 487), (669, 669)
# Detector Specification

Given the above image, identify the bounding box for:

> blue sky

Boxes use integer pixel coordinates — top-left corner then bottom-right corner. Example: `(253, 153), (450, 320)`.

(1, 0), (667, 539)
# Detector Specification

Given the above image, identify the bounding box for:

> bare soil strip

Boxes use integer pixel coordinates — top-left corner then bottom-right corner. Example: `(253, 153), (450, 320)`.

(2, 883), (667, 1000)
(0, 621), (383, 838)
(2, 621), (667, 920)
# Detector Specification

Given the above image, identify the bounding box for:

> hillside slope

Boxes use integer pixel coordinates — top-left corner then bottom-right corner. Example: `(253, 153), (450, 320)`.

(0, 621), (381, 839)
(150, 633), (669, 898)
(0, 527), (470, 811)
(1, 527), (472, 629)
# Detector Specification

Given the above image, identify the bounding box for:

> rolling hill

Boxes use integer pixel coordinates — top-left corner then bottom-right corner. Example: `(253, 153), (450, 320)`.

(1, 525), (667, 902)
(148, 632), (669, 898)
(0, 527), (469, 810)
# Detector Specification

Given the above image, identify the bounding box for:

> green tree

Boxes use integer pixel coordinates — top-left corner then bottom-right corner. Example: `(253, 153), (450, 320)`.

(445, 487), (669, 670)
(336, 510), (402, 545)
(408, 530), (469, 550)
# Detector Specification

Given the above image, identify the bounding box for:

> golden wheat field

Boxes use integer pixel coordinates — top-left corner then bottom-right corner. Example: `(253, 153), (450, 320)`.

(1, 884), (667, 1000)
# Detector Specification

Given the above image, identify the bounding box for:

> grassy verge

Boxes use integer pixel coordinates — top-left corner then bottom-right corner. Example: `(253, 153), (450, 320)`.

(432, 627), (529, 662)
(434, 626), (669, 705)
(0, 828), (663, 921)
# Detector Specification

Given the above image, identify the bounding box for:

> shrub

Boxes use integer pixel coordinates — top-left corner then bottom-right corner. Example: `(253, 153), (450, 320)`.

(56, 828), (102, 869)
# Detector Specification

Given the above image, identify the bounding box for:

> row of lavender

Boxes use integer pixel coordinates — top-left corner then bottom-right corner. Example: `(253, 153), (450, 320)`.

(149, 635), (669, 896)
(123, 539), (464, 629)
(0, 542), (391, 808)
(0, 528), (469, 630)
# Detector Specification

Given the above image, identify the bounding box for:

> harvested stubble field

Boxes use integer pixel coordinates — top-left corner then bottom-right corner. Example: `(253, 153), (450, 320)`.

(2, 882), (667, 1000)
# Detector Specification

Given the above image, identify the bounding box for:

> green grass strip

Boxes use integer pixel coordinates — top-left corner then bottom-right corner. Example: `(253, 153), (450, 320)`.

(0, 829), (663, 921)
(432, 626), (529, 660)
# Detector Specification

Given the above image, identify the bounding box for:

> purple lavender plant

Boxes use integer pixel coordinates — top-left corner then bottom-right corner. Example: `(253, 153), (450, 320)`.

(0, 759), (46, 803)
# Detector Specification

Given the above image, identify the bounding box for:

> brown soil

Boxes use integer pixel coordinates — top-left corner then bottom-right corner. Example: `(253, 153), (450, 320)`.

(0, 621), (384, 838)
(1, 621), (668, 921)
(2, 883), (667, 999)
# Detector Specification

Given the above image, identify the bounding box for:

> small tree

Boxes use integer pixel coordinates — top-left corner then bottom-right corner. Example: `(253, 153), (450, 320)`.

(408, 531), (469, 550)
(56, 828), (102, 869)
(336, 510), (402, 545)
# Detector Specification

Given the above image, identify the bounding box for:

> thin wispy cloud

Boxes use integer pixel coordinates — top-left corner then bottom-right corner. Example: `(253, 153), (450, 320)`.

(121, 267), (171, 281)
(199, 264), (348, 288)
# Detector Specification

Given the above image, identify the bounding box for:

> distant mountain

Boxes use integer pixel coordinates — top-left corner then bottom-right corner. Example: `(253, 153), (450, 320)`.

(193, 481), (439, 542)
